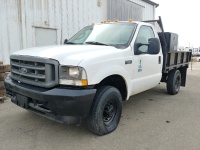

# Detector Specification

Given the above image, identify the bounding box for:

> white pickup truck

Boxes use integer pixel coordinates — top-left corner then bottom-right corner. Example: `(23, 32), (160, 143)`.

(5, 17), (191, 135)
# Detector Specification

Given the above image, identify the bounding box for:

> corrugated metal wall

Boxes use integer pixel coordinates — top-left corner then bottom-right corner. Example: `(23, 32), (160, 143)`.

(107, 0), (155, 21)
(0, 0), (155, 64)
(61, 0), (107, 40)
(22, 0), (107, 49)
(107, 0), (144, 21)
(0, 0), (107, 63)
(23, 0), (62, 48)
(0, 0), (22, 63)
(129, 0), (155, 20)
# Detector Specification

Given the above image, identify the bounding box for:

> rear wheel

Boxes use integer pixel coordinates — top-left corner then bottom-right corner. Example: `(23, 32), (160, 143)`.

(167, 70), (181, 95)
(87, 86), (122, 136)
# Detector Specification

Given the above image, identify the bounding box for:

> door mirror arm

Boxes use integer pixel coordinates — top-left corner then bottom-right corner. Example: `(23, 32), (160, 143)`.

(134, 43), (149, 55)
(64, 39), (68, 44)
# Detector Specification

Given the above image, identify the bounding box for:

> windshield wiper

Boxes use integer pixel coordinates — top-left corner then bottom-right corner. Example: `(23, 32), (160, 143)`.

(65, 42), (82, 44)
(65, 42), (75, 44)
(85, 41), (110, 46)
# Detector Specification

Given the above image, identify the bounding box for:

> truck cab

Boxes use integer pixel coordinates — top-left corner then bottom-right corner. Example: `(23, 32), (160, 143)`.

(4, 18), (191, 135)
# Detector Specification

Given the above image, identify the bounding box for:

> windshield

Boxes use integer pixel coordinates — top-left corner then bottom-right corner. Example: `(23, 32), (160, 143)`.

(67, 23), (136, 48)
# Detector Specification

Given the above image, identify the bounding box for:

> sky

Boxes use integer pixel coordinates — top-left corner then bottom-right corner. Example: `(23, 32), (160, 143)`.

(153, 0), (199, 48)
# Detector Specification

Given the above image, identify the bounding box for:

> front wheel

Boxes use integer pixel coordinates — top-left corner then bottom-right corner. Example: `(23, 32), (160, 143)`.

(167, 69), (181, 95)
(87, 86), (122, 136)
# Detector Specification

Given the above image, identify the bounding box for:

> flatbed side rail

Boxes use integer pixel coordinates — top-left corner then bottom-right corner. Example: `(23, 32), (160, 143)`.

(163, 51), (192, 72)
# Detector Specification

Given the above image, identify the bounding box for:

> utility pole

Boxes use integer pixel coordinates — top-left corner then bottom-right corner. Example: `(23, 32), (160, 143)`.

(190, 42), (193, 70)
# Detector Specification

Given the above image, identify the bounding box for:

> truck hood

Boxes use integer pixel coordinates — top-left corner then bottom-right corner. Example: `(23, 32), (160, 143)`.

(12, 45), (120, 66)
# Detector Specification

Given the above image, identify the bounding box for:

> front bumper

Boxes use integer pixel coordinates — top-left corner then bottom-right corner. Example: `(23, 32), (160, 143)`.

(4, 75), (96, 124)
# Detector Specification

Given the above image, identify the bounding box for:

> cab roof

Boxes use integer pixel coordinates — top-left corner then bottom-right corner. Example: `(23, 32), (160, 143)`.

(95, 20), (152, 26)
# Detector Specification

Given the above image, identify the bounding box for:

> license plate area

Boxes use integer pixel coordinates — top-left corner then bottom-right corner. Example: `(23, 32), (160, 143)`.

(16, 94), (29, 109)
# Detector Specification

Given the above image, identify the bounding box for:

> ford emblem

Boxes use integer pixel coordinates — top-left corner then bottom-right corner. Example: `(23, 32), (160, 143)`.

(20, 68), (28, 74)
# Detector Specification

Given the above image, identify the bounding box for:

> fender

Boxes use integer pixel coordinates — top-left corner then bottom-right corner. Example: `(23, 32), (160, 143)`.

(81, 61), (132, 100)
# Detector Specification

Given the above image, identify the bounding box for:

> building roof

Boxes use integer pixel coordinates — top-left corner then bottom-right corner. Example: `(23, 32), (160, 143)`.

(141, 0), (159, 7)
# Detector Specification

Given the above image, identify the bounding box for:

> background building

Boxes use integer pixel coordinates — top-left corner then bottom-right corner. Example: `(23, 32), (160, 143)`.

(184, 47), (200, 56)
(0, 0), (158, 63)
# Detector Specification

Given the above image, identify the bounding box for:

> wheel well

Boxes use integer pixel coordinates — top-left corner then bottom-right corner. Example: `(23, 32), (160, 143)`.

(94, 75), (127, 101)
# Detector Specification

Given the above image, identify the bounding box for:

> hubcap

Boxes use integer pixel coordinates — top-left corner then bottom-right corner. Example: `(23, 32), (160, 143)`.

(103, 100), (116, 125)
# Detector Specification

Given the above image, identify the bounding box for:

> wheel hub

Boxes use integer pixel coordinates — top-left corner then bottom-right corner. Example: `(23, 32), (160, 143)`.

(175, 76), (181, 90)
(103, 101), (116, 123)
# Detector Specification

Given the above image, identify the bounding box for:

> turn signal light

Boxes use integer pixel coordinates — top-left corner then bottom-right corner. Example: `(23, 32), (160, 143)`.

(129, 19), (133, 22)
(81, 79), (88, 86)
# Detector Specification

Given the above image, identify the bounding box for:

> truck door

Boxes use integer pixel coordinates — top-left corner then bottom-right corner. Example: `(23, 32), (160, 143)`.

(132, 25), (162, 94)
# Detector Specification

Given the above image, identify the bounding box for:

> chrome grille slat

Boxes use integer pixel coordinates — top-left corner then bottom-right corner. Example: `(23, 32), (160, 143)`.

(10, 55), (59, 88)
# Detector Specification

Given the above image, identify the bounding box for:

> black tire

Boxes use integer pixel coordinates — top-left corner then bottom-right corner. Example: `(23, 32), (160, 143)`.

(87, 86), (122, 136)
(167, 69), (181, 95)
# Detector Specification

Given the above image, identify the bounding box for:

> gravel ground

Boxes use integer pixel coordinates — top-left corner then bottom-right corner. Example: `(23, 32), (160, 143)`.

(0, 62), (200, 150)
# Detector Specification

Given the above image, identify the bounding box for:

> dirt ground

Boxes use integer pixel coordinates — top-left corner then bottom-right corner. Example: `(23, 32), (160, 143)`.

(187, 62), (200, 82)
(0, 62), (200, 150)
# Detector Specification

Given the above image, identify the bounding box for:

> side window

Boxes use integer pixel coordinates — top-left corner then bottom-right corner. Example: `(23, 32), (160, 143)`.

(135, 26), (155, 54)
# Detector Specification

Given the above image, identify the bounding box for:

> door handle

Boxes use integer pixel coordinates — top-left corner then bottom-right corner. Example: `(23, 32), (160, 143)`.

(158, 56), (161, 64)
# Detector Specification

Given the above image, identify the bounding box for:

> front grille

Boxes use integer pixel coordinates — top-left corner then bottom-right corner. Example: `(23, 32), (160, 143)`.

(10, 55), (59, 88)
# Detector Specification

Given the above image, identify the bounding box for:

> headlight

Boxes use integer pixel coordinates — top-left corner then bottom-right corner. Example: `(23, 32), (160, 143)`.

(59, 66), (88, 86)
(69, 67), (79, 78)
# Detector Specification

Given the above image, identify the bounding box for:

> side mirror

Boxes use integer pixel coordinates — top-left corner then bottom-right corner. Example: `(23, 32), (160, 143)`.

(64, 39), (68, 44)
(148, 38), (160, 54)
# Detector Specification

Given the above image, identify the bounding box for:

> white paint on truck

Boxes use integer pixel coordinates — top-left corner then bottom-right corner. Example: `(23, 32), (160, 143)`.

(13, 22), (162, 100)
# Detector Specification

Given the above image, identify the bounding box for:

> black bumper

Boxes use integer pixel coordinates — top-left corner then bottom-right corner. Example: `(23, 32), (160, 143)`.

(4, 75), (96, 123)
